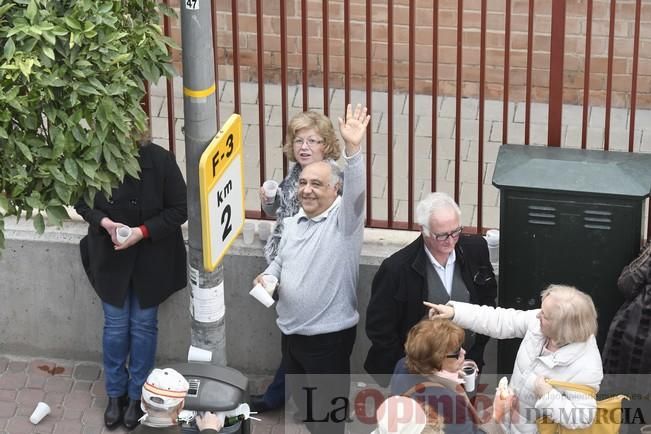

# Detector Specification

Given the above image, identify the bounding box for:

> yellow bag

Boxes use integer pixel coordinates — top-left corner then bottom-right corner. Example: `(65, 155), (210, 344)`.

(536, 379), (629, 434)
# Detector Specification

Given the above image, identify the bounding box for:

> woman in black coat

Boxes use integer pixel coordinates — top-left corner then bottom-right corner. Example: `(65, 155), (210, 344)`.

(75, 142), (187, 430)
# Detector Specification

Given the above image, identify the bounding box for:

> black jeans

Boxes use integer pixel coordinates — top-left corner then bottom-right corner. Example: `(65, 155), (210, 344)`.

(282, 325), (357, 434)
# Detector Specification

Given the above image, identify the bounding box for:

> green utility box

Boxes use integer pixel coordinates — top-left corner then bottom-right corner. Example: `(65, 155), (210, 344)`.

(492, 144), (651, 374)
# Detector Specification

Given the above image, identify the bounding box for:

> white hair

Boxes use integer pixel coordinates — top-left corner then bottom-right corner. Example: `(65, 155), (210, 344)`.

(415, 193), (461, 231)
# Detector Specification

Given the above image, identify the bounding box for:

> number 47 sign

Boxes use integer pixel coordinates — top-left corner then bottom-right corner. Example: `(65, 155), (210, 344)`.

(199, 114), (245, 271)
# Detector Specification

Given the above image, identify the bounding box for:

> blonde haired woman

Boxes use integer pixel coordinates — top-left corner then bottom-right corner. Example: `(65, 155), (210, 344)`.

(426, 284), (603, 433)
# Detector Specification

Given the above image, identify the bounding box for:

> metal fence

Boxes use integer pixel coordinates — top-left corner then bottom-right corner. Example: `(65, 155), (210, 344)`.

(146, 0), (650, 235)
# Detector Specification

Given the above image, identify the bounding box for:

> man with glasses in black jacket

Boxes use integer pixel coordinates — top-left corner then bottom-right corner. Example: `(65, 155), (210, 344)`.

(364, 192), (497, 386)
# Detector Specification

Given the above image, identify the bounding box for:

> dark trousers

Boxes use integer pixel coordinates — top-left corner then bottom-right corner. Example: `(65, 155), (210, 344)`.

(282, 325), (356, 434)
(261, 358), (287, 408)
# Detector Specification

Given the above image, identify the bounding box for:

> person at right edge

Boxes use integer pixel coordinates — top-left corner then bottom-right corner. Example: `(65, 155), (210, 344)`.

(365, 192), (497, 386)
(602, 240), (651, 393)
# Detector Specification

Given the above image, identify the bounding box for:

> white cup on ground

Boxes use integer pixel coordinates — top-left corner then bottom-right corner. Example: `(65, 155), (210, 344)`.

(461, 362), (477, 393)
(116, 226), (132, 244)
(250, 283), (275, 307)
(242, 222), (255, 244)
(30, 402), (51, 424)
(187, 345), (212, 362)
(262, 180), (279, 205)
(258, 221), (272, 241)
(261, 275), (278, 297)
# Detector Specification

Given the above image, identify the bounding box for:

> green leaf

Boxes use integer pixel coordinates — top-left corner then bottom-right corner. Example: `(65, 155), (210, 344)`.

(0, 126), (7, 139)
(64, 159), (79, 178)
(25, 195), (43, 210)
(79, 160), (97, 178)
(25, 0), (37, 22)
(18, 58), (35, 78)
(46, 205), (69, 224)
(3, 38), (15, 60)
(42, 46), (55, 60)
(0, 3), (15, 19)
(64, 16), (81, 31)
(0, 195), (8, 214)
(49, 166), (67, 183)
(15, 141), (33, 162)
(33, 213), (45, 234)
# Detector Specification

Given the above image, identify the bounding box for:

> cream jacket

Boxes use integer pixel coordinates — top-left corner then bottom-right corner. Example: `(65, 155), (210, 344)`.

(450, 302), (603, 433)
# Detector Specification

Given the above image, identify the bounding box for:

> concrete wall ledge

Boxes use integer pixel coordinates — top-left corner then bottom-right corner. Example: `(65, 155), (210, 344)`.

(0, 218), (418, 377)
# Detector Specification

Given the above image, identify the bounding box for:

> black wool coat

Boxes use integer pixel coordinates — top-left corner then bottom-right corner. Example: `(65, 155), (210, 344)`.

(75, 143), (188, 309)
(364, 234), (497, 385)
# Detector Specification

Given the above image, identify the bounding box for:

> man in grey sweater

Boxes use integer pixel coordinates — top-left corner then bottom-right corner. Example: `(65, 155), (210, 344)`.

(254, 104), (370, 434)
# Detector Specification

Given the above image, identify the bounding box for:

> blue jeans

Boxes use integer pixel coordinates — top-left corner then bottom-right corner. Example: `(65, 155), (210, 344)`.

(102, 291), (158, 400)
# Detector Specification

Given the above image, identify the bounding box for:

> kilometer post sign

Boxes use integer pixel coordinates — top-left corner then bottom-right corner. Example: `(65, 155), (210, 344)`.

(198, 114), (245, 271)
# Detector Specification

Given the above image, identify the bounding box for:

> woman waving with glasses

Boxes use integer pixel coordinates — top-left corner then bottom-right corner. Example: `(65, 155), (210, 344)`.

(364, 192), (497, 387)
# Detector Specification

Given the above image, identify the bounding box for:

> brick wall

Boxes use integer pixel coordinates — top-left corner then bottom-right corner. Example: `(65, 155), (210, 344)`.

(166, 0), (651, 108)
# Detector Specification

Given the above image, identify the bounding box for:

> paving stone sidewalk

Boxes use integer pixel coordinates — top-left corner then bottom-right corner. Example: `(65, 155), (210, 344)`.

(0, 355), (307, 434)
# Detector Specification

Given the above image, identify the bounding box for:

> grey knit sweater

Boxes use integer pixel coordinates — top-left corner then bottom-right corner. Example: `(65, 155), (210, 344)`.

(263, 151), (365, 335)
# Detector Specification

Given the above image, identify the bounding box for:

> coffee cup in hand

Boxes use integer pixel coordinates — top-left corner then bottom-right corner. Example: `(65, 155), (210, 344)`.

(116, 226), (132, 244)
(261, 275), (278, 296)
(262, 180), (279, 205)
(461, 362), (477, 392)
(250, 283), (274, 307)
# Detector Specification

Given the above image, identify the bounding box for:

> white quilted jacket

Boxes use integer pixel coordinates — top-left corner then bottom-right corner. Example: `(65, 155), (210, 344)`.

(450, 302), (603, 434)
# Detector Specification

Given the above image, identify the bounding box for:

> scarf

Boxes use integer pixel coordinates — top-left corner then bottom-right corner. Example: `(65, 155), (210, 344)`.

(263, 164), (301, 264)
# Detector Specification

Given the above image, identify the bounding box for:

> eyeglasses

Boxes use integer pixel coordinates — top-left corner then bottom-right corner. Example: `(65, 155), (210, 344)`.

(445, 347), (463, 359)
(425, 226), (463, 241)
(293, 136), (324, 148)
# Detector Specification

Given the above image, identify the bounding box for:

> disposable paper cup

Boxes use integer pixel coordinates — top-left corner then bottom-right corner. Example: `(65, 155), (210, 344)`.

(262, 180), (279, 204)
(258, 221), (272, 241)
(30, 402), (50, 425)
(187, 345), (212, 362)
(249, 284), (274, 307)
(261, 275), (278, 297)
(485, 229), (500, 264)
(242, 222), (255, 244)
(116, 226), (132, 244)
(485, 229), (500, 247)
(462, 363), (477, 393)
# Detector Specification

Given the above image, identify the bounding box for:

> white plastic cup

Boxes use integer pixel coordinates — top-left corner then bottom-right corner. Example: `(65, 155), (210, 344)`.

(262, 179), (278, 205)
(187, 345), (212, 362)
(461, 363), (477, 393)
(30, 402), (51, 425)
(262, 180), (279, 205)
(249, 283), (275, 307)
(258, 221), (272, 241)
(242, 222), (255, 244)
(485, 229), (500, 264)
(261, 274), (278, 297)
(116, 226), (132, 244)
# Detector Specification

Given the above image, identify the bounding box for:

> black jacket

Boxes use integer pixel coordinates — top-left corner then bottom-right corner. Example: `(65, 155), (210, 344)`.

(75, 143), (188, 309)
(364, 234), (497, 384)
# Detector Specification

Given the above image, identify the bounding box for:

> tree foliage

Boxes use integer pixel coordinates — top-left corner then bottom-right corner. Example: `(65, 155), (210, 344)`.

(0, 0), (177, 248)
